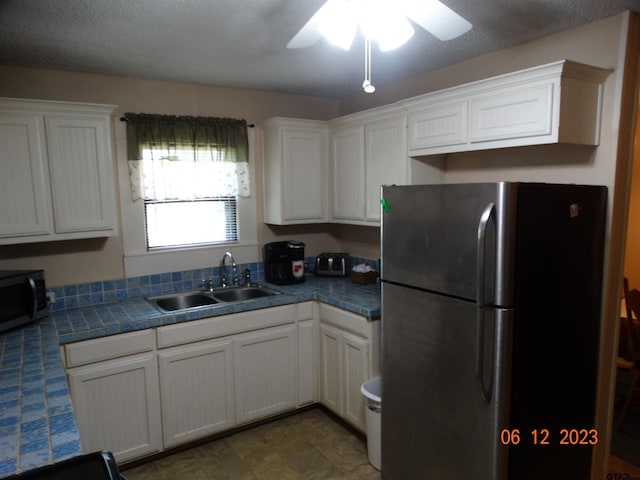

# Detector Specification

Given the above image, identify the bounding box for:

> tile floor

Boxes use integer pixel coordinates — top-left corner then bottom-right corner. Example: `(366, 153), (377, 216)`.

(121, 406), (640, 480)
(121, 408), (381, 480)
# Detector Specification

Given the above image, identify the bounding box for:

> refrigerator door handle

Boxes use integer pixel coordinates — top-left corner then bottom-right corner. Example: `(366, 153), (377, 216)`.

(476, 202), (495, 403)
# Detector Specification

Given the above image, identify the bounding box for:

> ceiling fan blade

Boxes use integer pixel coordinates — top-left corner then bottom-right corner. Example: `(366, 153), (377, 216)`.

(400, 0), (471, 41)
(287, 2), (329, 49)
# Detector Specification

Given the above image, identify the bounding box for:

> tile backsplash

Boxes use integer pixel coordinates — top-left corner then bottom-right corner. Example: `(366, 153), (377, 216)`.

(48, 262), (264, 311)
(48, 256), (378, 311)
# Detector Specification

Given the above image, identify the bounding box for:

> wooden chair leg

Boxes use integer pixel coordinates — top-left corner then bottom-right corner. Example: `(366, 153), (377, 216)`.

(618, 371), (640, 430)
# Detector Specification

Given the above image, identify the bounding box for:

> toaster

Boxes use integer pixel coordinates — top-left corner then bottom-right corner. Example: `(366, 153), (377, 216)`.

(315, 252), (351, 277)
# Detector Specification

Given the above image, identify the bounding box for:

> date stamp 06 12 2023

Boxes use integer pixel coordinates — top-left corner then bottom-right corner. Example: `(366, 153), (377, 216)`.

(500, 428), (599, 446)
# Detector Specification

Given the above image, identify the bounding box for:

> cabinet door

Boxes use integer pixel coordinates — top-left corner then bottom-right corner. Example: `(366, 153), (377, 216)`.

(342, 332), (369, 431)
(469, 83), (554, 143)
(233, 324), (297, 424)
(319, 323), (343, 415)
(298, 318), (317, 405)
(158, 338), (235, 448)
(45, 114), (117, 234)
(331, 124), (365, 221)
(365, 115), (408, 222)
(67, 352), (161, 463)
(0, 113), (52, 238)
(408, 102), (467, 150)
(282, 127), (327, 221)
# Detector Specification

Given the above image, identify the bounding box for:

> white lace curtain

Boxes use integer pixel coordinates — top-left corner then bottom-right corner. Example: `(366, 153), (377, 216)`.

(125, 113), (250, 201)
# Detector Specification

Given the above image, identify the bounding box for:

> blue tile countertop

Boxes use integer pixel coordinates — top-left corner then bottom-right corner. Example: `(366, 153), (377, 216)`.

(0, 275), (380, 478)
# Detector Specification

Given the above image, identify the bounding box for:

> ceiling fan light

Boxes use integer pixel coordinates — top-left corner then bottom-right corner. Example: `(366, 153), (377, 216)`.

(360, 2), (414, 51)
(318, 0), (358, 50)
(399, 0), (472, 41)
(377, 14), (414, 51)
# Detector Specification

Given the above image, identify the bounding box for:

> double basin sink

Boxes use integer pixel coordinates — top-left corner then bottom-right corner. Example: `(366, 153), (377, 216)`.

(147, 284), (282, 312)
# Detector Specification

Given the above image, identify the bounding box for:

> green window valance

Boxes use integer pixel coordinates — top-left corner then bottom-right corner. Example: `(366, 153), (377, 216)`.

(124, 113), (250, 201)
(124, 113), (248, 163)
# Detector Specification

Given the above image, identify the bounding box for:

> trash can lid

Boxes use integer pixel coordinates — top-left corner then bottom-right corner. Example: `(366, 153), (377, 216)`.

(361, 377), (381, 403)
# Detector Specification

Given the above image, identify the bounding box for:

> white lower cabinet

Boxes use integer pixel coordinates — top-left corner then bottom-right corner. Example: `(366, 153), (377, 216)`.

(319, 324), (369, 430)
(158, 338), (235, 448)
(233, 324), (298, 424)
(67, 352), (162, 463)
(297, 302), (318, 406)
(319, 304), (379, 432)
(342, 332), (370, 428)
(64, 301), (371, 462)
(319, 323), (343, 414)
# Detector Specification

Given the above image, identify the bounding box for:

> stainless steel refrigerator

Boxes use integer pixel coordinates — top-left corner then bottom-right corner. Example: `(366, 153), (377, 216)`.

(380, 182), (606, 480)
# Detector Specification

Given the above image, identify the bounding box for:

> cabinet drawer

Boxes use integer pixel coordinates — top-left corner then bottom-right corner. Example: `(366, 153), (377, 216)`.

(64, 329), (156, 368)
(157, 304), (297, 348)
(319, 303), (369, 338)
(469, 82), (554, 143)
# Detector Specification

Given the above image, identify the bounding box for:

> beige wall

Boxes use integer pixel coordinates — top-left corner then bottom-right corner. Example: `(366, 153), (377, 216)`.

(338, 13), (625, 115)
(0, 14), (628, 287)
(0, 14), (636, 477)
(337, 12), (634, 479)
(336, 12), (631, 264)
(625, 107), (640, 287)
(0, 67), (341, 285)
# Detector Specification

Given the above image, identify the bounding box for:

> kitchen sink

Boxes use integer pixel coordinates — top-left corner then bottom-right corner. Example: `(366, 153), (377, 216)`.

(147, 284), (281, 312)
(212, 285), (281, 302)
(151, 293), (219, 311)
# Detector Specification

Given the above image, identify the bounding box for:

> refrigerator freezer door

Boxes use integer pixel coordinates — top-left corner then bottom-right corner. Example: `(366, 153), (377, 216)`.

(381, 283), (511, 480)
(381, 183), (517, 305)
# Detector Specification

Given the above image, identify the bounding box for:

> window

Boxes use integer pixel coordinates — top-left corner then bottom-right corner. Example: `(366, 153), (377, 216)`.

(145, 197), (237, 249)
(125, 113), (250, 250)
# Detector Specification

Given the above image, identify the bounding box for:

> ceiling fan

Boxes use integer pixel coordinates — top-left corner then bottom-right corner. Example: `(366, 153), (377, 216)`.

(287, 0), (472, 93)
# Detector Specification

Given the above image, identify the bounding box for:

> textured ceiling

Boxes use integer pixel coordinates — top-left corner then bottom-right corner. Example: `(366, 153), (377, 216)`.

(0, 0), (639, 98)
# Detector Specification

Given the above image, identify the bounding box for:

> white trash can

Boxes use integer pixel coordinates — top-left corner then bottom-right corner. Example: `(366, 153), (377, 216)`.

(361, 377), (382, 470)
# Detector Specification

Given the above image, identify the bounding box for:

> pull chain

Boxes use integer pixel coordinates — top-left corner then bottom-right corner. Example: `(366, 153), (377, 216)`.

(363, 35), (375, 93)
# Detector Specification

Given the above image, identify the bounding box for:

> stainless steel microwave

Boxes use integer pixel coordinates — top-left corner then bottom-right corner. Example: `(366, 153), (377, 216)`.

(0, 270), (49, 333)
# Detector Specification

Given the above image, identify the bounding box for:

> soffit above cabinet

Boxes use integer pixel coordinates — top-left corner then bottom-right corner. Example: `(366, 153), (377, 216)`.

(400, 60), (612, 156)
(0, 97), (117, 116)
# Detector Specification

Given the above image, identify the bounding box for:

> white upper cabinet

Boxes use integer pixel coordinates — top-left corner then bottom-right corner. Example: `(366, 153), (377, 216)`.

(262, 113), (408, 227)
(468, 83), (553, 143)
(364, 114), (408, 222)
(0, 98), (118, 244)
(408, 101), (467, 151)
(0, 112), (52, 238)
(330, 110), (408, 226)
(262, 60), (609, 227)
(262, 117), (328, 224)
(45, 114), (116, 234)
(405, 60), (611, 156)
(330, 123), (366, 222)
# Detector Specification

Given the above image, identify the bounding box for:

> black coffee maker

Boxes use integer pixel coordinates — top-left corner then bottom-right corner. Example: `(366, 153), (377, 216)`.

(264, 241), (305, 285)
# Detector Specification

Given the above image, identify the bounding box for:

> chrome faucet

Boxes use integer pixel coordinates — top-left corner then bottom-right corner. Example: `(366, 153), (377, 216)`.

(203, 278), (215, 292)
(220, 251), (237, 287)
